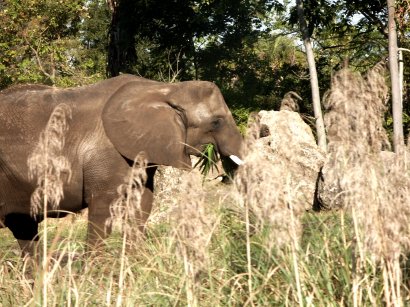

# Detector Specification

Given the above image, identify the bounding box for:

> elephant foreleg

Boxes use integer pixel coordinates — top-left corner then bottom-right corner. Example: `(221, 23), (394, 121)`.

(5, 213), (39, 258)
(138, 187), (154, 233)
(86, 164), (157, 250)
(137, 165), (157, 232)
(86, 196), (112, 251)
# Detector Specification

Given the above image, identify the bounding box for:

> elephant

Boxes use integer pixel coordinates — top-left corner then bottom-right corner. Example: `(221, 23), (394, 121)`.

(0, 75), (243, 257)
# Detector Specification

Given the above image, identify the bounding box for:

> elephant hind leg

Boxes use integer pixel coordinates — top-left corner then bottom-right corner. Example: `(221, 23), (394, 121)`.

(4, 213), (39, 258)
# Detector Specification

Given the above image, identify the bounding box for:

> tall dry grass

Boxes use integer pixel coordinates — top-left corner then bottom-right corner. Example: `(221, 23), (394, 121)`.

(235, 117), (304, 252)
(28, 103), (72, 216)
(27, 103), (72, 306)
(0, 167), (408, 305)
(106, 152), (148, 241)
(172, 172), (217, 307)
(105, 152), (148, 307)
(322, 63), (410, 306)
(234, 116), (305, 305)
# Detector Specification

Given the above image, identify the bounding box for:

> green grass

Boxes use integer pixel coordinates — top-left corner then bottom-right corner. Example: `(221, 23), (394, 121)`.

(194, 143), (220, 179)
(1, 205), (407, 306)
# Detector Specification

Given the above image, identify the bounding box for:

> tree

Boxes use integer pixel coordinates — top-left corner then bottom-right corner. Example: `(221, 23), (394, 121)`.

(106, 0), (281, 78)
(0, 0), (87, 87)
(80, 0), (111, 77)
(0, 0), (111, 89)
(286, 0), (410, 145)
(388, 0), (404, 150)
(106, 0), (304, 128)
(296, 0), (327, 151)
(339, 0), (409, 147)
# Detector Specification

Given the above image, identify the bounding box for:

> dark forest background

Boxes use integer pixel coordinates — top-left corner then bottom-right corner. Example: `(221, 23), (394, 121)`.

(1, 0), (409, 133)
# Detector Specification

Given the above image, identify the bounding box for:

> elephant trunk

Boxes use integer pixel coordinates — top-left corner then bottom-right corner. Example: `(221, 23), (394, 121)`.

(216, 121), (244, 165)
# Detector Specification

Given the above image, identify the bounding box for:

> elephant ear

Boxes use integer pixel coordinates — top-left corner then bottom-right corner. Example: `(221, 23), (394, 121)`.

(102, 83), (191, 169)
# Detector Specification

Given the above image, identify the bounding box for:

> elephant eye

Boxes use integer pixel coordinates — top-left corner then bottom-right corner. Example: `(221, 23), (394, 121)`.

(211, 118), (222, 130)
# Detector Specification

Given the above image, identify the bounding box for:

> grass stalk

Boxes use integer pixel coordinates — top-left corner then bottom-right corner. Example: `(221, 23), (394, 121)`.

(351, 205), (364, 307)
(244, 198), (253, 306)
(383, 258), (403, 307)
(182, 249), (197, 307)
(27, 104), (72, 305)
(291, 243), (303, 307)
(290, 203), (303, 307)
(394, 259), (402, 307)
(41, 136), (49, 307)
(116, 232), (127, 307)
(382, 259), (392, 307)
(340, 210), (347, 249)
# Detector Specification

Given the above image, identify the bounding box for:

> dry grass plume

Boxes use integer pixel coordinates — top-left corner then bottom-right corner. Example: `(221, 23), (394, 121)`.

(106, 152), (148, 242)
(235, 117), (304, 251)
(28, 103), (72, 216)
(321, 63), (410, 305)
(172, 172), (217, 307)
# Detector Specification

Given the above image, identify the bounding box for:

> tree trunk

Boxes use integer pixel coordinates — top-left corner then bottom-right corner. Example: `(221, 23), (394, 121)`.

(107, 0), (137, 77)
(387, 0), (404, 150)
(296, 0), (327, 152)
(107, 0), (120, 77)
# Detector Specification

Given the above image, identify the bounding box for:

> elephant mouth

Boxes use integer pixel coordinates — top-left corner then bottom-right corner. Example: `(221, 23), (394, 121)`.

(196, 143), (244, 166)
(188, 142), (244, 169)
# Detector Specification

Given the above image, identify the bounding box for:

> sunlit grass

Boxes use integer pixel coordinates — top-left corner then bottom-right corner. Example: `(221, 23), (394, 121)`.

(1, 201), (408, 306)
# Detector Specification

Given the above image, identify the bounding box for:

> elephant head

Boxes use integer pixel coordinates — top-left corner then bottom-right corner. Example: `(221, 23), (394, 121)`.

(102, 80), (243, 168)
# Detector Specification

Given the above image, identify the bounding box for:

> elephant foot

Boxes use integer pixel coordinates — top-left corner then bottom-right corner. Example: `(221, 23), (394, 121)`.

(49, 251), (82, 266)
(18, 239), (39, 260)
(19, 240), (82, 271)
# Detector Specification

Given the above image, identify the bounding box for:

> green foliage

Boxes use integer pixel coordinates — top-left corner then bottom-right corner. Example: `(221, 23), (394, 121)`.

(1, 0), (409, 140)
(106, 0), (306, 117)
(0, 0), (109, 89)
(194, 143), (220, 179)
(193, 143), (240, 181)
(79, 0), (111, 76)
(231, 107), (253, 133)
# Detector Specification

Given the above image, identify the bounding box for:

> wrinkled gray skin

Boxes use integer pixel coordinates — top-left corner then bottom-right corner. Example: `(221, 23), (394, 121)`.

(0, 75), (243, 257)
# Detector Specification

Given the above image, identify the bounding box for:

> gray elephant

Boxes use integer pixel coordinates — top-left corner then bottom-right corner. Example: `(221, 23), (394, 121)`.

(0, 75), (243, 257)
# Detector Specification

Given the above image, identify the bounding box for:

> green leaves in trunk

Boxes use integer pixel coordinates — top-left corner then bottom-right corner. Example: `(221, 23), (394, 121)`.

(194, 144), (237, 182)
(194, 144), (220, 179)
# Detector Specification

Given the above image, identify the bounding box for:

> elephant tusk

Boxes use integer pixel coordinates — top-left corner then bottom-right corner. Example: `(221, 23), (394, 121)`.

(229, 155), (244, 166)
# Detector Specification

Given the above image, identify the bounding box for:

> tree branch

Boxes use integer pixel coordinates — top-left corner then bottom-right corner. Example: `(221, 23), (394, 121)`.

(358, 9), (388, 38)
(23, 35), (54, 83)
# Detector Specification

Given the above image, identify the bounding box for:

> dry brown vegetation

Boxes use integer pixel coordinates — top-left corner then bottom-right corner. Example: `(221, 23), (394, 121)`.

(28, 103), (72, 216)
(320, 64), (410, 305)
(235, 118), (304, 252)
(106, 152), (148, 240)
